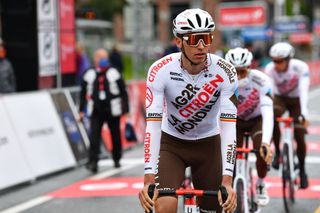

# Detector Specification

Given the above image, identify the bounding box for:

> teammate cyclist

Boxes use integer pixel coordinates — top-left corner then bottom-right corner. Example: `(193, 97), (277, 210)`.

(138, 8), (237, 213)
(225, 47), (273, 206)
(265, 42), (310, 188)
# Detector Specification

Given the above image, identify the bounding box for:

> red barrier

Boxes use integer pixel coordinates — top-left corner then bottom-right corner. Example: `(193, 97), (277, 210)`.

(102, 80), (146, 151)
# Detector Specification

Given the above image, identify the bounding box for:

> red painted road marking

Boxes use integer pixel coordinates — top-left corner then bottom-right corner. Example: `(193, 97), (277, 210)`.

(48, 176), (320, 199)
(48, 177), (143, 198)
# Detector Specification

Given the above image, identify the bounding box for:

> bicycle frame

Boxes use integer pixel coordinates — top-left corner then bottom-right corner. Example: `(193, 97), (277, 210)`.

(277, 117), (299, 182)
(233, 147), (256, 213)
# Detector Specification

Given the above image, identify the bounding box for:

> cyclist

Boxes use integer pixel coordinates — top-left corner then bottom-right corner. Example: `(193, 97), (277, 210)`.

(138, 8), (237, 213)
(225, 47), (273, 206)
(265, 42), (310, 189)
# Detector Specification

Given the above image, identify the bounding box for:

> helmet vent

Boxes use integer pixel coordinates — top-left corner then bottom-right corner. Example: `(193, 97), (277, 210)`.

(231, 53), (235, 61)
(187, 19), (195, 29)
(205, 17), (209, 27)
(207, 24), (214, 29)
(196, 14), (202, 27)
(241, 53), (245, 61)
(181, 27), (193, 30)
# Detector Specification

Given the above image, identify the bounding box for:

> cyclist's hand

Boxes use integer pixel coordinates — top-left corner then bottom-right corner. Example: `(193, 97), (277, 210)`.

(138, 183), (158, 213)
(219, 184), (236, 213)
(303, 119), (310, 129)
(78, 112), (85, 122)
(260, 143), (272, 165)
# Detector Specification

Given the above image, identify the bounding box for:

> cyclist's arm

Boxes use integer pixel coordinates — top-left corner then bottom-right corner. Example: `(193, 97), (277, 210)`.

(144, 71), (164, 179)
(219, 80), (238, 177)
(298, 63), (310, 120)
(260, 79), (274, 145)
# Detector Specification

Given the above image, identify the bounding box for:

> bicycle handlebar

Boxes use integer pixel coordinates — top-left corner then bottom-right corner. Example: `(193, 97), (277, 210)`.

(146, 184), (228, 213)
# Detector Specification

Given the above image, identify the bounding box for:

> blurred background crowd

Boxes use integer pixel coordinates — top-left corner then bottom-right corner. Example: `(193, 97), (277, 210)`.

(0, 0), (320, 92)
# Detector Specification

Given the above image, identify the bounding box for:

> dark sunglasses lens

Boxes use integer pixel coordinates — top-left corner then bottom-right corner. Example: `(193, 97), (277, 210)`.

(273, 59), (285, 64)
(186, 34), (212, 46)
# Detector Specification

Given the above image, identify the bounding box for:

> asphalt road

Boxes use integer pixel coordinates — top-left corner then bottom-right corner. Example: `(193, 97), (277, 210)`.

(1, 87), (320, 213)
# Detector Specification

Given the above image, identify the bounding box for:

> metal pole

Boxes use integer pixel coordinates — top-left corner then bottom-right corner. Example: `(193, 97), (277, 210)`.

(274, 0), (286, 42)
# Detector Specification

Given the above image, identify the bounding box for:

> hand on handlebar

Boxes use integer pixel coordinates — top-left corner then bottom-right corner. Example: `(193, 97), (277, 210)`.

(219, 184), (236, 213)
(260, 143), (272, 165)
(138, 183), (158, 213)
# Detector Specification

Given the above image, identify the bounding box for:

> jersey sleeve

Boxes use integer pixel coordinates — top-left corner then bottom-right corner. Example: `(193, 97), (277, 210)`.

(219, 67), (238, 177)
(260, 76), (274, 144)
(144, 65), (165, 175)
(298, 62), (310, 119)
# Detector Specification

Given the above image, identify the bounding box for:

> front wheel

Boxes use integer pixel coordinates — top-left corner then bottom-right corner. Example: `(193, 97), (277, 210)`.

(235, 179), (246, 213)
(282, 143), (295, 213)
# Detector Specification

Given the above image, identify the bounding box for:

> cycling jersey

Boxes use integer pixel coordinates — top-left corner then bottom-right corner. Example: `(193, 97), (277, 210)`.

(144, 52), (238, 176)
(237, 69), (273, 144)
(264, 59), (310, 119)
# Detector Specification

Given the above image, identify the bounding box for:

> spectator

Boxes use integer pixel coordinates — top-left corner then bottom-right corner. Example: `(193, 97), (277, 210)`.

(79, 48), (129, 173)
(162, 36), (180, 56)
(75, 43), (91, 85)
(109, 44), (124, 74)
(0, 38), (16, 93)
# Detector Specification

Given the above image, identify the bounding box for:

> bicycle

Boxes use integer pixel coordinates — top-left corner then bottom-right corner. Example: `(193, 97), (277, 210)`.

(233, 132), (268, 213)
(147, 184), (228, 213)
(277, 117), (299, 213)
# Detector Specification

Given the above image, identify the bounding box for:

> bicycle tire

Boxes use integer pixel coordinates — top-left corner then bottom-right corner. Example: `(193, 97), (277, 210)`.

(235, 179), (245, 213)
(282, 143), (295, 213)
(248, 167), (257, 213)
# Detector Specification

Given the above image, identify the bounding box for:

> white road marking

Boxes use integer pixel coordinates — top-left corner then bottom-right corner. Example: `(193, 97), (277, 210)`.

(0, 159), (142, 213)
(0, 196), (52, 213)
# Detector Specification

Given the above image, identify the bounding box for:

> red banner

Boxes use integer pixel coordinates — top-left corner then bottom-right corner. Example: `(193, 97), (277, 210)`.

(59, 0), (75, 30)
(60, 32), (76, 73)
(219, 4), (266, 28)
(59, 0), (76, 74)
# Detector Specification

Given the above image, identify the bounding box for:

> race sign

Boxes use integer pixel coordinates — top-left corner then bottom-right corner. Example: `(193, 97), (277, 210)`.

(38, 31), (58, 76)
(218, 1), (267, 29)
(37, 0), (59, 76)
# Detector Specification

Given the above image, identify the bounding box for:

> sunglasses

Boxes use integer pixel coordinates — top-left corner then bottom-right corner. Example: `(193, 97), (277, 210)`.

(182, 33), (213, 47)
(272, 59), (286, 64)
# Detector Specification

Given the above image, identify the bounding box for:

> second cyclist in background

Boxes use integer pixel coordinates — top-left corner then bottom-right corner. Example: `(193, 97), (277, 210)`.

(265, 42), (310, 189)
(225, 47), (274, 206)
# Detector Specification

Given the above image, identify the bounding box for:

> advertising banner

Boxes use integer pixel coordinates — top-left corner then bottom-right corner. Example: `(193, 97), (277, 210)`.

(274, 16), (309, 33)
(51, 92), (88, 163)
(218, 1), (267, 29)
(38, 30), (59, 76)
(0, 99), (34, 190)
(37, 0), (59, 77)
(59, 0), (76, 74)
(60, 32), (76, 73)
(3, 92), (76, 177)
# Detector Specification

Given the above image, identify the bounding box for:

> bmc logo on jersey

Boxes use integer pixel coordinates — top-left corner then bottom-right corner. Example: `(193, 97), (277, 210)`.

(148, 57), (173, 82)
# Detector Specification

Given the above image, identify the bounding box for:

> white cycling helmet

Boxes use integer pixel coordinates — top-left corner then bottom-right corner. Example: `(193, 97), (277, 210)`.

(225, 48), (253, 68)
(269, 42), (295, 58)
(173, 8), (215, 37)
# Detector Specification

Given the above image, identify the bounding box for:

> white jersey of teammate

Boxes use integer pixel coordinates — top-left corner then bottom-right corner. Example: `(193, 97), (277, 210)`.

(264, 58), (310, 118)
(237, 69), (274, 144)
(144, 52), (238, 176)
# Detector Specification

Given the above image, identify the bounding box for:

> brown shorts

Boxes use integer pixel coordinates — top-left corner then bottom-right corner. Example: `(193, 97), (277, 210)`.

(156, 131), (222, 212)
(236, 116), (262, 148)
